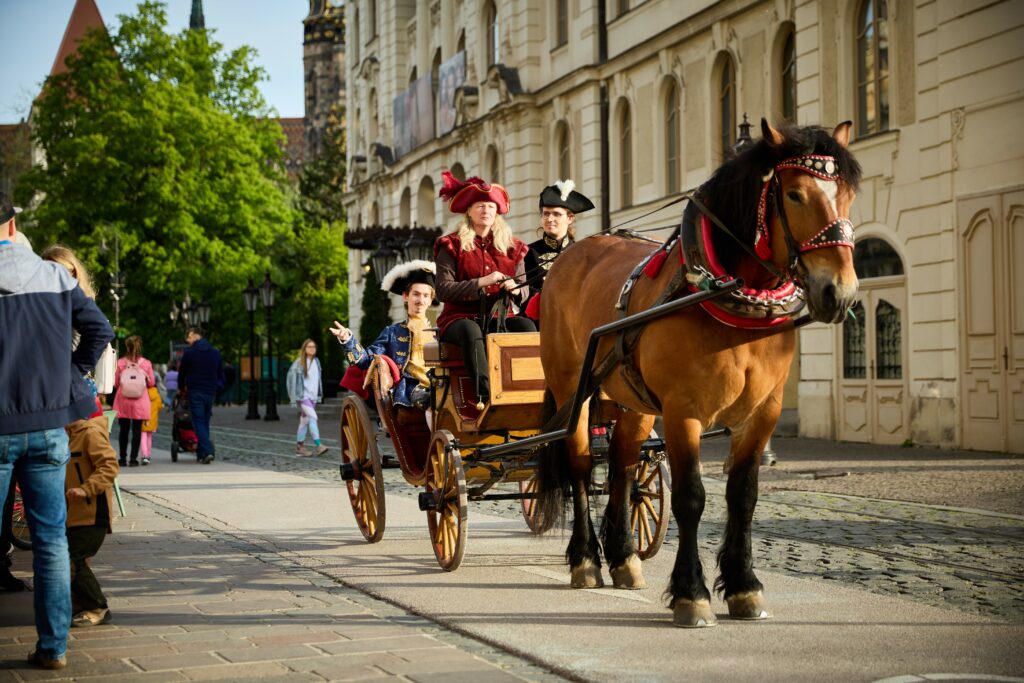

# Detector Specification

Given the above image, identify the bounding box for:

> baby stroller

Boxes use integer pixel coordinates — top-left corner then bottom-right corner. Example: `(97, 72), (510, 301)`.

(170, 390), (198, 463)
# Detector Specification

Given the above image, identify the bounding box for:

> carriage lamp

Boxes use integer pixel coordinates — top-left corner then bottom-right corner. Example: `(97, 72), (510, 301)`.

(259, 271), (280, 421)
(243, 278), (261, 420)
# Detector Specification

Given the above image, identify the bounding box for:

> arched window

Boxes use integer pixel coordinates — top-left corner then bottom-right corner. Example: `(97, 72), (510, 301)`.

(619, 100), (632, 208)
(717, 54), (736, 159)
(431, 48), (442, 127)
(450, 163), (466, 181)
(555, 0), (569, 47)
(555, 121), (571, 180)
(352, 6), (360, 63)
(780, 28), (797, 123)
(368, 89), (378, 143)
(417, 176), (436, 226)
(856, 0), (890, 135)
(853, 237), (904, 279)
(399, 187), (412, 225)
(457, 30), (466, 54)
(486, 145), (501, 184)
(665, 80), (680, 193)
(485, 2), (500, 67)
(409, 66), (417, 85)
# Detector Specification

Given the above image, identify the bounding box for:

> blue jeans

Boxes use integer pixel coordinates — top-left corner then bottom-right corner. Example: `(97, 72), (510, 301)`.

(0, 428), (71, 659)
(188, 392), (214, 460)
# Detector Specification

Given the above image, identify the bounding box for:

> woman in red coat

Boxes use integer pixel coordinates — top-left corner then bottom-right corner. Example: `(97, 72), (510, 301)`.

(434, 171), (535, 404)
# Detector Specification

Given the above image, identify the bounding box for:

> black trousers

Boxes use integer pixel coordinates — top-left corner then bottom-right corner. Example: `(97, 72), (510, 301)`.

(441, 316), (536, 401)
(68, 525), (108, 612)
(118, 418), (143, 463)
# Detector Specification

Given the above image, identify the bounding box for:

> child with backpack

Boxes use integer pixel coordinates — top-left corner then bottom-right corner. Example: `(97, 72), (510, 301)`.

(139, 385), (163, 465)
(113, 335), (155, 467)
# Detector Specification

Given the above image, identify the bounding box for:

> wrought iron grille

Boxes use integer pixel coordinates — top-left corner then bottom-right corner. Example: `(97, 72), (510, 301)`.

(875, 299), (902, 379)
(843, 301), (866, 379)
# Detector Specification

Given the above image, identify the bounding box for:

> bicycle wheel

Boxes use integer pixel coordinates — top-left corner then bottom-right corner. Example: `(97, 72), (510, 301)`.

(9, 484), (32, 550)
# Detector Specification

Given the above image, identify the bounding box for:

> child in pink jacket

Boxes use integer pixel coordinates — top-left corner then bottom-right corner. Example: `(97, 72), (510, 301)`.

(113, 335), (155, 467)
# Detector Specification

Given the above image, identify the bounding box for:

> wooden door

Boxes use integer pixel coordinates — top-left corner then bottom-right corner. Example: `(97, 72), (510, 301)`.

(838, 283), (908, 444)
(960, 190), (1024, 453)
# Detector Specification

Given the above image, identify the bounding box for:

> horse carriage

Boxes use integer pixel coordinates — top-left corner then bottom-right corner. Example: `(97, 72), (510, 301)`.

(341, 120), (862, 628)
(337, 330), (675, 571)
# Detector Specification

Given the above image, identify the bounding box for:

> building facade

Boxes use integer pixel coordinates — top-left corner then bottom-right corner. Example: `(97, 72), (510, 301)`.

(341, 0), (1024, 452)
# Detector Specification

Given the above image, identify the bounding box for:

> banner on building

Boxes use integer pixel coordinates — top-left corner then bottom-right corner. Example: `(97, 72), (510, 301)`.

(437, 51), (466, 136)
(393, 75), (435, 160)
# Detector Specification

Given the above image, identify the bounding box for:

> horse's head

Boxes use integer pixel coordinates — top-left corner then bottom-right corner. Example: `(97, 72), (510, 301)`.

(760, 120), (861, 323)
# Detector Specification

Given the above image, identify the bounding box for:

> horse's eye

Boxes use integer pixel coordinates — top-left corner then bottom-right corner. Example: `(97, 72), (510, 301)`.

(786, 191), (802, 203)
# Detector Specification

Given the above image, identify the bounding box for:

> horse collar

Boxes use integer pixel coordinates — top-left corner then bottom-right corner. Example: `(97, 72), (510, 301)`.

(754, 155), (855, 269)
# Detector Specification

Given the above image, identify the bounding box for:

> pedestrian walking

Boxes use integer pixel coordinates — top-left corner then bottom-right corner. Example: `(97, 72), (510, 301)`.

(287, 340), (328, 456)
(64, 415), (118, 627)
(0, 192), (114, 670)
(113, 336), (155, 467)
(139, 386), (162, 465)
(164, 360), (179, 412)
(178, 327), (224, 464)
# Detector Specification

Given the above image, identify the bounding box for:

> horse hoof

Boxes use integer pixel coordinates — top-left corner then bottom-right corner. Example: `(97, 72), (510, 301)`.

(726, 591), (770, 620)
(672, 599), (718, 628)
(609, 554), (647, 590)
(570, 560), (604, 589)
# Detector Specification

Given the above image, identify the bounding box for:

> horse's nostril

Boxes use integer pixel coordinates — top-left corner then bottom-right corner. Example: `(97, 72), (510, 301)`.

(822, 283), (837, 308)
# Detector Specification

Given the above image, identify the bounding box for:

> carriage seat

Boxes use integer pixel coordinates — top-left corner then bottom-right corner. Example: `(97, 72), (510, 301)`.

(423, 341), (465, 368)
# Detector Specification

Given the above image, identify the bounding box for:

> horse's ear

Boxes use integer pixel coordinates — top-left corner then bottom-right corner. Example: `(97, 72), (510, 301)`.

(760, 118), (785, 146)
(832, 121), (853, 148)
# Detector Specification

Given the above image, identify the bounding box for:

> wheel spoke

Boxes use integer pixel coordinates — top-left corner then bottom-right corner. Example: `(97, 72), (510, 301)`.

(630, 504), (639, 536)
(640, 508), (652, 547)
(641, 464), (659, 489)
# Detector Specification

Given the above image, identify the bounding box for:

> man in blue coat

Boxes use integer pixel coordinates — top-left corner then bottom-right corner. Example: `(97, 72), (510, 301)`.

(0, 192), (114, 670)
(331, 260), (436, 409)
(178, 327), (224, 464)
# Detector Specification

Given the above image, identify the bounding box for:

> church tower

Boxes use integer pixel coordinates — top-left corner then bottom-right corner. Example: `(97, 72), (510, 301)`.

(189, 0), (205, 30)
(303, 0), (345, 159)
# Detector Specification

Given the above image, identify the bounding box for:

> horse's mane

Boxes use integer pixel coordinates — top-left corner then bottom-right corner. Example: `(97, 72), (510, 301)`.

(699, 124), (863, 273)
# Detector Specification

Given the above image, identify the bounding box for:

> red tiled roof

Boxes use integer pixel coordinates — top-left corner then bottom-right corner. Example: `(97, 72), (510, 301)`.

(50, 0), (107, 77)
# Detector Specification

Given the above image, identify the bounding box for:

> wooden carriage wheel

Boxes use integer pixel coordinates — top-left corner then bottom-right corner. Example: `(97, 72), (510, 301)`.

(424, 430), (468, 571)
(519, 476), (545, 534)
(631, 455), (670, 560)
(339, 397), (386, 543)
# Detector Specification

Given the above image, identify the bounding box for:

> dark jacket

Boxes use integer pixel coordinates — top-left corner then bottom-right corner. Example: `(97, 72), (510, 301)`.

(0, 243), (113, 435)
(342, 321), (424, 407)
(525, 234), (573, 297)
(178, 338), (224, 397)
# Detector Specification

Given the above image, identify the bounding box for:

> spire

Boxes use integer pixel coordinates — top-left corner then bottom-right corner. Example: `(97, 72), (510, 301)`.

(189, 0), (205, 30)
(50, 0), (106, 77)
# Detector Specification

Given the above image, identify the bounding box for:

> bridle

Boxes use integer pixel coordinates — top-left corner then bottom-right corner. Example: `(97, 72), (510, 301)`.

(754, 154), (855, 284)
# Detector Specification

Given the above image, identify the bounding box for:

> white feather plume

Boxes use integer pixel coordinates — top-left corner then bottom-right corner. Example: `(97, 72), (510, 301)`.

(380, 259), (436, 293)
(554, 179), (575, 201)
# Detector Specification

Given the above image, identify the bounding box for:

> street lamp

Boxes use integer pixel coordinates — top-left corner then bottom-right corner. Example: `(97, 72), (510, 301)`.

(243, 278), (261, 420)
(196, 298), (212, 327)
(259, 271), (280, 421)
(369, 245), (398, 283)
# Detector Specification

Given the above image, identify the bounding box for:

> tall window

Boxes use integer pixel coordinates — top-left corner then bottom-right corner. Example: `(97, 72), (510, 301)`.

(856, 0), (890, 135)
(618, 0), (629, 17)
(409, 66), (417, 84)
(781, 29), (797, 122)
(556, 122), (570, 179)
(486, 145), (500, 184)
(367, 0), (377, 41)
(457, 30), (466, 54)
(665, 80), (680, 193)
(619, 101), (632, 207)
(556, 0), (569, 47)
(352, 7), (360, 63)
(718, 55), (736, 158)
(486, 2), (500, 67)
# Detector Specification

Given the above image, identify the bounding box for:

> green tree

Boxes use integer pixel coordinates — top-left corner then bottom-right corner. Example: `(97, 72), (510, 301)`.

(19, 1), (294, 362)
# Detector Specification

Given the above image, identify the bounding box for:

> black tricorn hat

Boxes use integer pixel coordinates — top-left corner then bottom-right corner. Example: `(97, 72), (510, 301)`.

(538, 179), (594, 214)
(380, 260), (436, 296)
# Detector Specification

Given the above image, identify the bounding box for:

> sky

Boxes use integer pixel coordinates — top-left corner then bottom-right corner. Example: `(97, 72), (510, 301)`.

(0, 0), (309, 124)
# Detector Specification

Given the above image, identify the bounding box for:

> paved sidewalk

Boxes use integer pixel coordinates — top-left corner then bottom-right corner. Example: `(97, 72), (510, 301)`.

(0, 490), (555, 682)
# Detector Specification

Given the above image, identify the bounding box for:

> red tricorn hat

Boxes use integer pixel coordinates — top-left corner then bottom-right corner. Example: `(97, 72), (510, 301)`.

(438, 170), (510, 215)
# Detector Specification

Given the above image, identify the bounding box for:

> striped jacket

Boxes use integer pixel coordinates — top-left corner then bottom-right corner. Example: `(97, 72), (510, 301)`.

(0, 242), (113, 435)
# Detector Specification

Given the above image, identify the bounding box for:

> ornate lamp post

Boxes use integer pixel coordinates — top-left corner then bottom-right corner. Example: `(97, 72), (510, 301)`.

(259, 271), (280, 421)
(369, 245), (399, 283)
(243, 278), (261, 420)
(196, 298), (212, 328)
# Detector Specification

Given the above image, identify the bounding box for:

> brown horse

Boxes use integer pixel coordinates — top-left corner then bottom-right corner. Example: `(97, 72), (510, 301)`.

(535, 120), (861, 627)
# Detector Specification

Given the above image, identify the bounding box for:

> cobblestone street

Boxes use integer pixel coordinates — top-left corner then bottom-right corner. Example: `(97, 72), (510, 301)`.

(152, 407), (1024, 624)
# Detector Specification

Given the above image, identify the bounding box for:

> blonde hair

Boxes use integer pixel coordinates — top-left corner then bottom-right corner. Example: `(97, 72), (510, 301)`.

(125, 335), (143, 362)
(298, 338), (316, 377)
(41, 244), (96, 298)
(454, 214), (515, 254)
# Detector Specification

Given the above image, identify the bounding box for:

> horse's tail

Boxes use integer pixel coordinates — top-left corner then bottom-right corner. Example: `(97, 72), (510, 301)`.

(534, 387), (569, 533)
